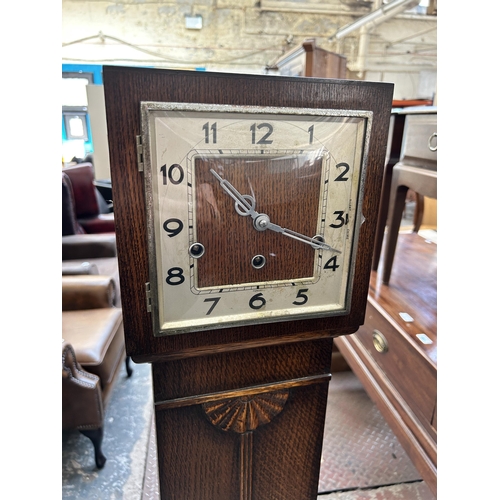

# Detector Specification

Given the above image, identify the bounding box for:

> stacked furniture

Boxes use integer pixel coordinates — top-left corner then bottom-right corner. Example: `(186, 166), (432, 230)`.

(335, 107), (437, 496)
(62, 167), (131, 469)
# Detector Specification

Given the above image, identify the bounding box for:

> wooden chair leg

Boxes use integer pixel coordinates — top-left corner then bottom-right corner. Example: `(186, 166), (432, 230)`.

(413, 193), (425, 233)
(80, 428), (107, 469)
(371, 163), (394, 271)
(382, 184), (408, 284)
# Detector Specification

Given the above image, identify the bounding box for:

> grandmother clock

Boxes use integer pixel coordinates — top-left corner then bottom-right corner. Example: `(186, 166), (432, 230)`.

(103, 66), (393, 500)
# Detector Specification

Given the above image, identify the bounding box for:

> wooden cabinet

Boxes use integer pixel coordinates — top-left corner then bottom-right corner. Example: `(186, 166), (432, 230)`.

(335, 232), (437, 496)
(355, 301), (436, 432)
(268, 38), (346, 78)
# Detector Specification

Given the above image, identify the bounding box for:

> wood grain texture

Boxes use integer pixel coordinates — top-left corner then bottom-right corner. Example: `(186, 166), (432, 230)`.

(239, 432), (253, 500)
(201, 391), (289, 433)
(151, 337), (333, 401)
(154, 380), (330, 500)
(102, 66), (393, 361)
(372, 232), (437, 362)
(104, 67), (393, 499)
(150, 336), (332, 499)
(356, 300), (436, 435)
(195, 155), (321, 287)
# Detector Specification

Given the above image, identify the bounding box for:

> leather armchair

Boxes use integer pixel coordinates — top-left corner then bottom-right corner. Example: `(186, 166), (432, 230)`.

(62, 164), (115, 234)
(62, 274), (132, 468)
(62, 233), (121, 306)
(62, 171), (85, 236)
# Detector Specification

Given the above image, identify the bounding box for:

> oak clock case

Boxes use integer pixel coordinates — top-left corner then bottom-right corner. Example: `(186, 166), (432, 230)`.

(141, 102), (373, 336)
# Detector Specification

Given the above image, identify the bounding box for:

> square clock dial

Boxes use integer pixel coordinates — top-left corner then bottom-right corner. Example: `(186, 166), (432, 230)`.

(141, 102), (372, 336)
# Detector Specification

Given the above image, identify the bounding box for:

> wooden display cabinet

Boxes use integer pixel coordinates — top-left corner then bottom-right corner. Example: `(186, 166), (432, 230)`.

(268, 38), (347, 79)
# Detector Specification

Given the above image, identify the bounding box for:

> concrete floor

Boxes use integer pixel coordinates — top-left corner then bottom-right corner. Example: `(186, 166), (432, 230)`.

(62, 359), (435, 500)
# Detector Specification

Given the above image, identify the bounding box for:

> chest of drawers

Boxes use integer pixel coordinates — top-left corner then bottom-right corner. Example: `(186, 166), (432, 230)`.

(335, 232), (437, 495)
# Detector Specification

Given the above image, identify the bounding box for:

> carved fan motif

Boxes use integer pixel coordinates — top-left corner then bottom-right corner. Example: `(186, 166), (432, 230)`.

(202, 390), (289, 434)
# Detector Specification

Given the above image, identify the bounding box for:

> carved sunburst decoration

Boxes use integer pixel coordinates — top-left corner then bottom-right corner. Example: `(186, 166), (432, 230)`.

(202, 390), (289, 434)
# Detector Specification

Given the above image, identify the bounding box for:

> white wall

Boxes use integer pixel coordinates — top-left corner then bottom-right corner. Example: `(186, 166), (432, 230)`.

(86, 85), (111, 180)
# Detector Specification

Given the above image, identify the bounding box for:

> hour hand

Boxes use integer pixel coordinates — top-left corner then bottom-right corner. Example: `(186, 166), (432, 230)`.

(210, 169), (258, 218)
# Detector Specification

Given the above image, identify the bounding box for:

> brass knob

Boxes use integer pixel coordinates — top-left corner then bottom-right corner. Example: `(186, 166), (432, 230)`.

(372, 330), (389, 353)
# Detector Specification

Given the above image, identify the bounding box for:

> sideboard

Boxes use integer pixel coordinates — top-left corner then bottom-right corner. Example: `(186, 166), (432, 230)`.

(335, 231), (437, 495)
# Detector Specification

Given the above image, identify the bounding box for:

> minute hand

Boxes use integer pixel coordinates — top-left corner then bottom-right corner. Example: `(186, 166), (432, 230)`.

(262, 220), (339, 252)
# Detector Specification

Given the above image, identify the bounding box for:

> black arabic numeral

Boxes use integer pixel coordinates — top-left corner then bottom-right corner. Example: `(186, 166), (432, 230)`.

(292, 288), (309, 306)
(250, 123), (273, 144)
(249, 292), (266, 310)
(334, 162), (350, 182)
(204, 297), (220, 315)
(324, 256), (340, 271)
(160, 164), (167, 185)
(166, 267), (185, 285)
(308, 125), (314, 144)
(203, 122), (217, 143)
(160, 164), (184, 185)
(163, 218), (184, 237)
(330, 211), (349, 228)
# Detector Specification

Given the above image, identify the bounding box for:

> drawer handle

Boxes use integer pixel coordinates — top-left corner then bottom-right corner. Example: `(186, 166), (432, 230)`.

(428, 132), (437, 152)
(372, 330), (389, 353)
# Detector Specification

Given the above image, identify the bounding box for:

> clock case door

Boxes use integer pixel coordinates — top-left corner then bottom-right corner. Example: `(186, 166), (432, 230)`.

(141, 103), (373, 337)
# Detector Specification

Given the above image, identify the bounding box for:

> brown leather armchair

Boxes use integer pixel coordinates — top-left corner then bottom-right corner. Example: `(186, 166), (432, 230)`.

(62, 274), (132, 468)
(62, 233), (121, 309)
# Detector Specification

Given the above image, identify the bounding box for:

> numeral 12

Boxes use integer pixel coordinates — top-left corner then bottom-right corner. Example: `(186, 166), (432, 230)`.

(250, 123), (273, 144)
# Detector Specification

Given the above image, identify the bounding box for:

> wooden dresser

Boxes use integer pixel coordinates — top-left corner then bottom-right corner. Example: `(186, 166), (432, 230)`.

(335, 232), (437, 495)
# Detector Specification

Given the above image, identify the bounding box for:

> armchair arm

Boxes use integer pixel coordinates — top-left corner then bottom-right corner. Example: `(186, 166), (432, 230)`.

(62, 262), (99, 276)
(79, 214), (115, 234)
(62, 275), (117, 311)
(62, 233), (117, 261)
(62, 343), (104, 430)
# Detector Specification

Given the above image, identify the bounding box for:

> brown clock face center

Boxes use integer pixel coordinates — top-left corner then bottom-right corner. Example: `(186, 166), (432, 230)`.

(194, 154), (323, 289)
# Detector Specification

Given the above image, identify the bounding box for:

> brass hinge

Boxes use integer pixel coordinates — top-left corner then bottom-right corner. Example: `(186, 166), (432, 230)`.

(136, 135), (144, 172)
(145, 282), (152, 312)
